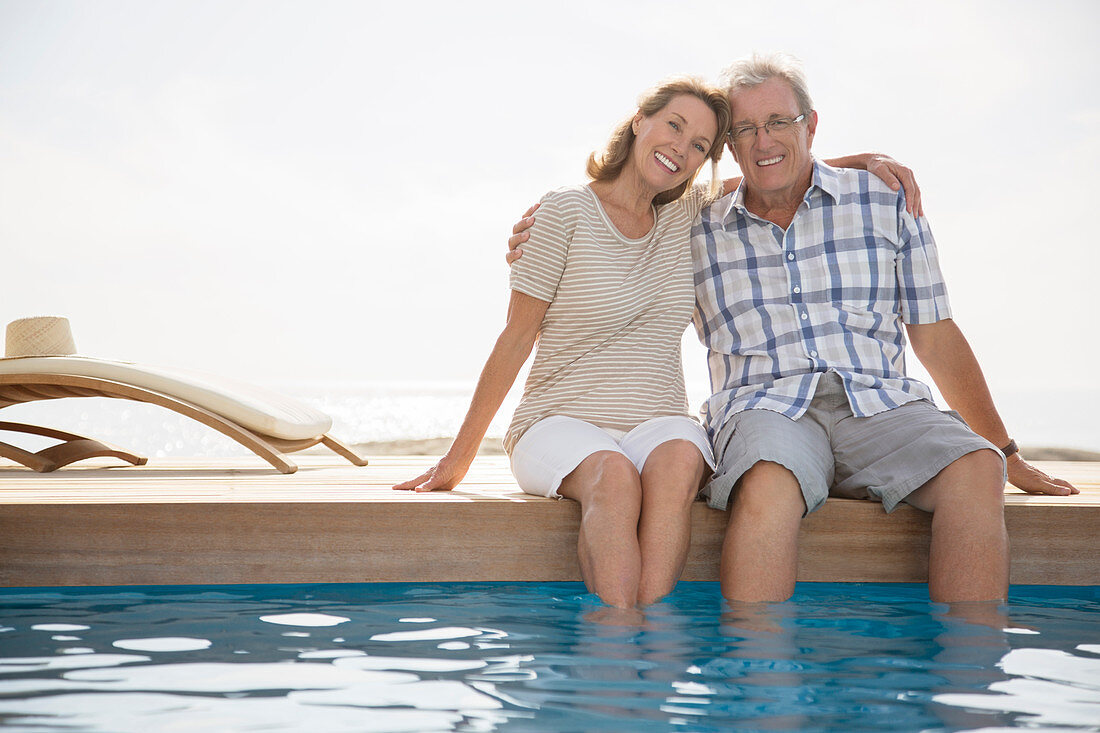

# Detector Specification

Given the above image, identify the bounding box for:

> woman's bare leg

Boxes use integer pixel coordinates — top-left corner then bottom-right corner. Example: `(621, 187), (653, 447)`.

(636, 440), (708, 605)
(558, 451), (644, 608)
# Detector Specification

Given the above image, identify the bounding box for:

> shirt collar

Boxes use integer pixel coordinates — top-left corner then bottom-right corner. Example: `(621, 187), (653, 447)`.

(811, 159), (842, 204)
(723, 158), (842, 224)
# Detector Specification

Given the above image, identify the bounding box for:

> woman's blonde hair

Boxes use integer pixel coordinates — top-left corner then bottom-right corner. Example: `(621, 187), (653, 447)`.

(586, 76), (730, 205)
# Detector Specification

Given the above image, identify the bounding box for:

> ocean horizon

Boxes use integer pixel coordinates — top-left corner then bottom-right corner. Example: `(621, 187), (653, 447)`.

(1, 380), (1096, 461)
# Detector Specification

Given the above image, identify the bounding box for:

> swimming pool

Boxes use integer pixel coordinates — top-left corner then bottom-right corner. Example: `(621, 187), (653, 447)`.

(1, 582), (1097, 731)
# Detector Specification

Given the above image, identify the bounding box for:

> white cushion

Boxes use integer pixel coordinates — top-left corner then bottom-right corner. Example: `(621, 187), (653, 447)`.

(0, 357), (332, 441)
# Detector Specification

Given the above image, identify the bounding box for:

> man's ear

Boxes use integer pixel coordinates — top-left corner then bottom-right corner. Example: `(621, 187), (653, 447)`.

(805, 109), (819, 149)
(727, 138), (740, 164)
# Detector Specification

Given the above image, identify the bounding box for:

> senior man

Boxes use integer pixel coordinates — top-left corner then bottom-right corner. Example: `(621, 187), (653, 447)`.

(692, 53), (1075, 604)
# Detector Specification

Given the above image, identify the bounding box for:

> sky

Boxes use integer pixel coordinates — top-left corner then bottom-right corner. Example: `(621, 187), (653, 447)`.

(2, 0), (1098, 446)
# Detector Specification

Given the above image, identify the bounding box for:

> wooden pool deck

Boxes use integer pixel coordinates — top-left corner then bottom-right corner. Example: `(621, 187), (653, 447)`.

(0, 455), (1097, 588)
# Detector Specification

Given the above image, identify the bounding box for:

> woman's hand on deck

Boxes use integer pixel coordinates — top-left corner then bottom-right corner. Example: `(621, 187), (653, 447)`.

(506, 203), (539, 265)
(393, 458), (469, 492)
(1006, 454), (1079, 496)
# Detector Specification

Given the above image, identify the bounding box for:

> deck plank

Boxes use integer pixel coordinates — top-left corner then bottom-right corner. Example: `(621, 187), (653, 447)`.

(1, 456), (1096, 587)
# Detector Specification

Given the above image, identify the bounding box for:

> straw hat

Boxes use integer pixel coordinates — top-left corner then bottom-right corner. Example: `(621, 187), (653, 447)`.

(4, 316), (78, 358)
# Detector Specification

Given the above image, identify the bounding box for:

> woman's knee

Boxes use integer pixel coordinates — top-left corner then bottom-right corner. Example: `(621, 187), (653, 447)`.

(641, 440), (707, 485)
(561, 450), (641, 505)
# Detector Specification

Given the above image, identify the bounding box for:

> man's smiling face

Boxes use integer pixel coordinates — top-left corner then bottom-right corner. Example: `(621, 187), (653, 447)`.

(727, 77), (817, 205)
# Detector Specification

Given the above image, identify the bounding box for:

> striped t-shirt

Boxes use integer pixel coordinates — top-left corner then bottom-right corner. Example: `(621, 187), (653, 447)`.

(504, 183), (709, 454)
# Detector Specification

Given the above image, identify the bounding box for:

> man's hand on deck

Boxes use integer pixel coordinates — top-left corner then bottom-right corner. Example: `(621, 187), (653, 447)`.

(393, 458), (467, 492)
(1006, 454), (1079, 495)
(506, 203), (539, 265)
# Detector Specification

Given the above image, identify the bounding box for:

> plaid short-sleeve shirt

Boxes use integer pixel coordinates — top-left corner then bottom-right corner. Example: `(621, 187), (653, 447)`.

(691, 161), (952, 439)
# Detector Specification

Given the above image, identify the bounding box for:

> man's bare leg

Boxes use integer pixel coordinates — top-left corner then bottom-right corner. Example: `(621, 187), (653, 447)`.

(904, 449), (1008, 602)
(720, 460), (806, 602)
(636, 440), (708, 605)
(558, 451), (644, 608)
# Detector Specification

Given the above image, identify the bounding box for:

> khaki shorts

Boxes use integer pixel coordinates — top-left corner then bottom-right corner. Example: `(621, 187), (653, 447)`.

(702, 373), (1005, 514)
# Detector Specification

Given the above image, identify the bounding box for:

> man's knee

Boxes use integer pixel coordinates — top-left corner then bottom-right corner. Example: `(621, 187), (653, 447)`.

(908, 448), (1005, 513)
(952, 448), (1006, 503)
(730, 460), (806, 519)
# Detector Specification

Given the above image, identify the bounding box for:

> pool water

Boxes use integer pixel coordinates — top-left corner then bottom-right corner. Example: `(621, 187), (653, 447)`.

(0, 582), (1097, 732)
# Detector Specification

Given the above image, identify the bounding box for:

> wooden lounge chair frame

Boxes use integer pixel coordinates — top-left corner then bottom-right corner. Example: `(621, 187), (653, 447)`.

(0, 373), (367, 474)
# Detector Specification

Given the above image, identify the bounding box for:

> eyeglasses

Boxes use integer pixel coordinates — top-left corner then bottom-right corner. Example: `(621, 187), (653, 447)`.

(728, 114), (807, 143)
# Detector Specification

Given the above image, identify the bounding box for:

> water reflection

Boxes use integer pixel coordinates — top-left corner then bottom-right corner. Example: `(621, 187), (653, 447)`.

(259, 612), (350, 627)
(0, 583), (1095, 732)
(933, 647), (1100, 728)
(113, 637), (212, 652)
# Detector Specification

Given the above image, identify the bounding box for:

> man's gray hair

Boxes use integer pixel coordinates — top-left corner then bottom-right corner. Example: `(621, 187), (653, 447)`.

(719, 52), (814, 116)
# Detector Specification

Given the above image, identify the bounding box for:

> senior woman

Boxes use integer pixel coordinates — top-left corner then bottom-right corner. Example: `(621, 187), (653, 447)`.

(396, 76), (728, 609)
(396, 76), (914, 610)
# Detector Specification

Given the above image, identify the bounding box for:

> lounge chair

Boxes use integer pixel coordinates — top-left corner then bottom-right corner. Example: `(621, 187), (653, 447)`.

(0, 318), (366, 474)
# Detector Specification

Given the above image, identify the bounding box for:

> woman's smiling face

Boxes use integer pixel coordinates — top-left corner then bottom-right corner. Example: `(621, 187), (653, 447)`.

(629, 94), (718, 196)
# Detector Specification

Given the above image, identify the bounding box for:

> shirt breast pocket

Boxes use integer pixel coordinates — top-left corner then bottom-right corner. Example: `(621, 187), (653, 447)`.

(825, 235), (898, 311)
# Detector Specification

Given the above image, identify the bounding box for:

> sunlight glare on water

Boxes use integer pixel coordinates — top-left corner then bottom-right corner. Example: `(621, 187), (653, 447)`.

(0, 582), (1097, 732)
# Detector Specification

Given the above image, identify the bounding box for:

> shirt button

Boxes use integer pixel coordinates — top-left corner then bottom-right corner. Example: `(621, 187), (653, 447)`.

(787, 253), (795, 261)
(801, 312), (808, 320)
(793, 286), (801, 294)
(810, 350), (818, 357)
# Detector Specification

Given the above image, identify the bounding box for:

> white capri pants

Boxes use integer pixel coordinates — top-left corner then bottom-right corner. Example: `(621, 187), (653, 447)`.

(509, 414), (716, 499)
